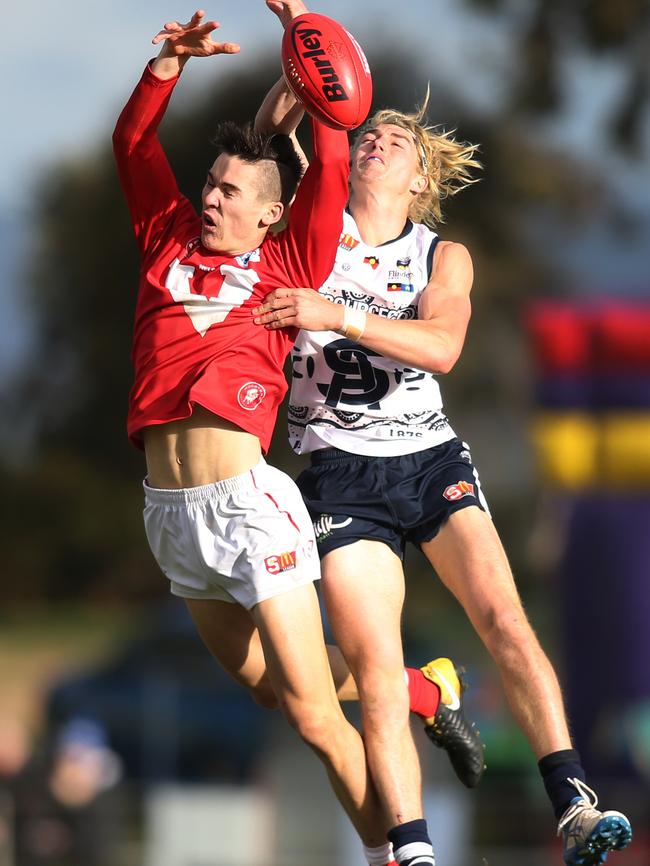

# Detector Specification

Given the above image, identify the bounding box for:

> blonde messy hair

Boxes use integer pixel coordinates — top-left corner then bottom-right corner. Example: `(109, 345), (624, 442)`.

(354, 88), (482, 226)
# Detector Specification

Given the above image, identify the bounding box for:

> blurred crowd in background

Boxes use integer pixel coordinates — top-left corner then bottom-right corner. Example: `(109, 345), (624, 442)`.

(0, 1), (648, 863)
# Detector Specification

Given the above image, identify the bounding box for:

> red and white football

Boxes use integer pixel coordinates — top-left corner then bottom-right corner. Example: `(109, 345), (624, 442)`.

(281, 13), (372, 131)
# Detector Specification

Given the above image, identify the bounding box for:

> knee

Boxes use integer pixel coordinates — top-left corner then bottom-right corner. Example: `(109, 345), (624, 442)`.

(356, 667), (410, 727)
(481, 602), (540, 662)
(281, 701), (342, 755)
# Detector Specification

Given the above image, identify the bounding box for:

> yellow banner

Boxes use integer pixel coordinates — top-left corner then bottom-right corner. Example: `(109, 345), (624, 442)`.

(531, 412), (650, 489)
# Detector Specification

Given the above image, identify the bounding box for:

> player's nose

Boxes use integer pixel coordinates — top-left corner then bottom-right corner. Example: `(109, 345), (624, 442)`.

(203, 186), (221, 208)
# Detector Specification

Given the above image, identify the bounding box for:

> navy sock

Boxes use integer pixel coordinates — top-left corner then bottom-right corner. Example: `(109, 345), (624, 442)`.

(387, 819), (434, 865)
(538, 749), (587, 820)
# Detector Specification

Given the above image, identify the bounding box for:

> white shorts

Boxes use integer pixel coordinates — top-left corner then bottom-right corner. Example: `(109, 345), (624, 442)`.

(143, 459), (321, 609)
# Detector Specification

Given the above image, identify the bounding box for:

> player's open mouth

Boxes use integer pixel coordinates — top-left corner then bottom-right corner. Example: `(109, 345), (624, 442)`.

(366, 156), (383, 164)
(203, 212), (217, 228)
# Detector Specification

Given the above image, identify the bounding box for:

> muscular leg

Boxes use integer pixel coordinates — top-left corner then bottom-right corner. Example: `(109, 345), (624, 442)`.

(320, 539), (424, 827)
(189, 608), (355, 709)
(186, 597), (277, 704)
(188, 600), (356, 708)
(421, 506), (572, 758)
(186, 587), (386, 846)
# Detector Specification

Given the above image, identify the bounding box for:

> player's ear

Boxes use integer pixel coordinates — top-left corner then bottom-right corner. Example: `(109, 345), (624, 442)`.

(261, 201), (284, 228)
(410, 174), (428, 195)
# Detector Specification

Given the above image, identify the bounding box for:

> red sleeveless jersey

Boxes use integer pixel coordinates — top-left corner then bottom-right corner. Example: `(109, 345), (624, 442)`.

(113, 64), (349, 452)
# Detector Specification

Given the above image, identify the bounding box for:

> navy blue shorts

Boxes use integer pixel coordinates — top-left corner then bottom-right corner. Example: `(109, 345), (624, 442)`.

(296, 438), (490, 560)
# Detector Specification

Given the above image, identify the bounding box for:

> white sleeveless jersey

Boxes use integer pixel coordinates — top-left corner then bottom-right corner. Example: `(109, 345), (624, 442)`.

(288, 211), (456, 456)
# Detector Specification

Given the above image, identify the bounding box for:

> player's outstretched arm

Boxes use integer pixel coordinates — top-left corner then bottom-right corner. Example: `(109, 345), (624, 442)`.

(256, 77), (308, 174)
(256, 76), (305, 137)
(151, 9), (240, 79)
(113, 10), (238, 254)
(256, 3), (309, 170)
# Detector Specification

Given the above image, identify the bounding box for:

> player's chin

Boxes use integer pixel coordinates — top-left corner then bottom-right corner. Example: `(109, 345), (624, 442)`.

(201, 228), (222, 251)
(350, 166), (376, 188)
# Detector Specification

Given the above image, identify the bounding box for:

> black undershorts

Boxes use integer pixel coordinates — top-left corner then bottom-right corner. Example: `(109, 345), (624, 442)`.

(297, 437), (489, 560)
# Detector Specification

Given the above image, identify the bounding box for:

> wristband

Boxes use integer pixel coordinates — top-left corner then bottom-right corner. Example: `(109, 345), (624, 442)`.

(339, 306), (366, 342)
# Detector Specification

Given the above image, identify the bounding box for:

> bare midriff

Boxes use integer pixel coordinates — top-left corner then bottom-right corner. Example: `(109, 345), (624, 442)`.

(143, 404), (262, 489)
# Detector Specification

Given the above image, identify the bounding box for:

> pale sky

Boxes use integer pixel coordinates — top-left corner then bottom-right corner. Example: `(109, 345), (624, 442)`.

(0, 0), (504, 375)
(1, 1), (647, 376)
(2, 0), (515, 210)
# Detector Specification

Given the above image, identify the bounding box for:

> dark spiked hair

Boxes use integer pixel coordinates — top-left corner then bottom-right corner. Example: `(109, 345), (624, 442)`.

(211, 121), (303, 206)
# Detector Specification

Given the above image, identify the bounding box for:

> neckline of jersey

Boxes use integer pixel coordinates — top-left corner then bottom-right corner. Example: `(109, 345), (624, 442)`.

(344, 209), (414, 248)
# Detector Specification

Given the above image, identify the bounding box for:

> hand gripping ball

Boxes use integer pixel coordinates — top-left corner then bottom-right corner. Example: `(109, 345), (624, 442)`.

(281, 13), (372, 130)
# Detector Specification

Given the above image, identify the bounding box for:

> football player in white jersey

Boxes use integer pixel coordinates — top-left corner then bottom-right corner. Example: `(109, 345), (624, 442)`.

(251, 15), (633, 866)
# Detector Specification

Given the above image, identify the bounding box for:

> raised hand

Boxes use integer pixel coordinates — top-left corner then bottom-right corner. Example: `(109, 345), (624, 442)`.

(265, 1), (309, 29)
(152, 9), (240, 58)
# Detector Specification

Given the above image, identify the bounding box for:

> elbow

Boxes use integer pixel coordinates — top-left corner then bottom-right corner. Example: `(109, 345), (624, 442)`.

(112, 112), (142, 155)
(112, 122), (127, 154)
(311, 151), (348, 171)
(431, 358), (455, 376)
(322, 142), (349, 164)
(428, 347), (461, 376)
(424, 330), (466, 375)
(326, 142), (351, 168)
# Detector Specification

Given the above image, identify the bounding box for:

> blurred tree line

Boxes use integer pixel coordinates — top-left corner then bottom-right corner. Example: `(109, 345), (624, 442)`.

(0, 0), (647, 603)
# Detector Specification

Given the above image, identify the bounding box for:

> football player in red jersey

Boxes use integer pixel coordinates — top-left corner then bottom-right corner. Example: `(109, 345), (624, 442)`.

(251, 5), (633, 866)
(113, 3), (397, 857)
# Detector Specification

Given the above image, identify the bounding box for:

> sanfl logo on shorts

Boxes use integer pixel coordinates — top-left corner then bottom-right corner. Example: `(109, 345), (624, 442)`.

(264, 551), (297, 574)
(443, 481), (475, 502)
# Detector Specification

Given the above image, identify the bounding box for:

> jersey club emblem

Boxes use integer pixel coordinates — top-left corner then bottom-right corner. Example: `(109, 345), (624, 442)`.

(238, 382), (266, 411)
